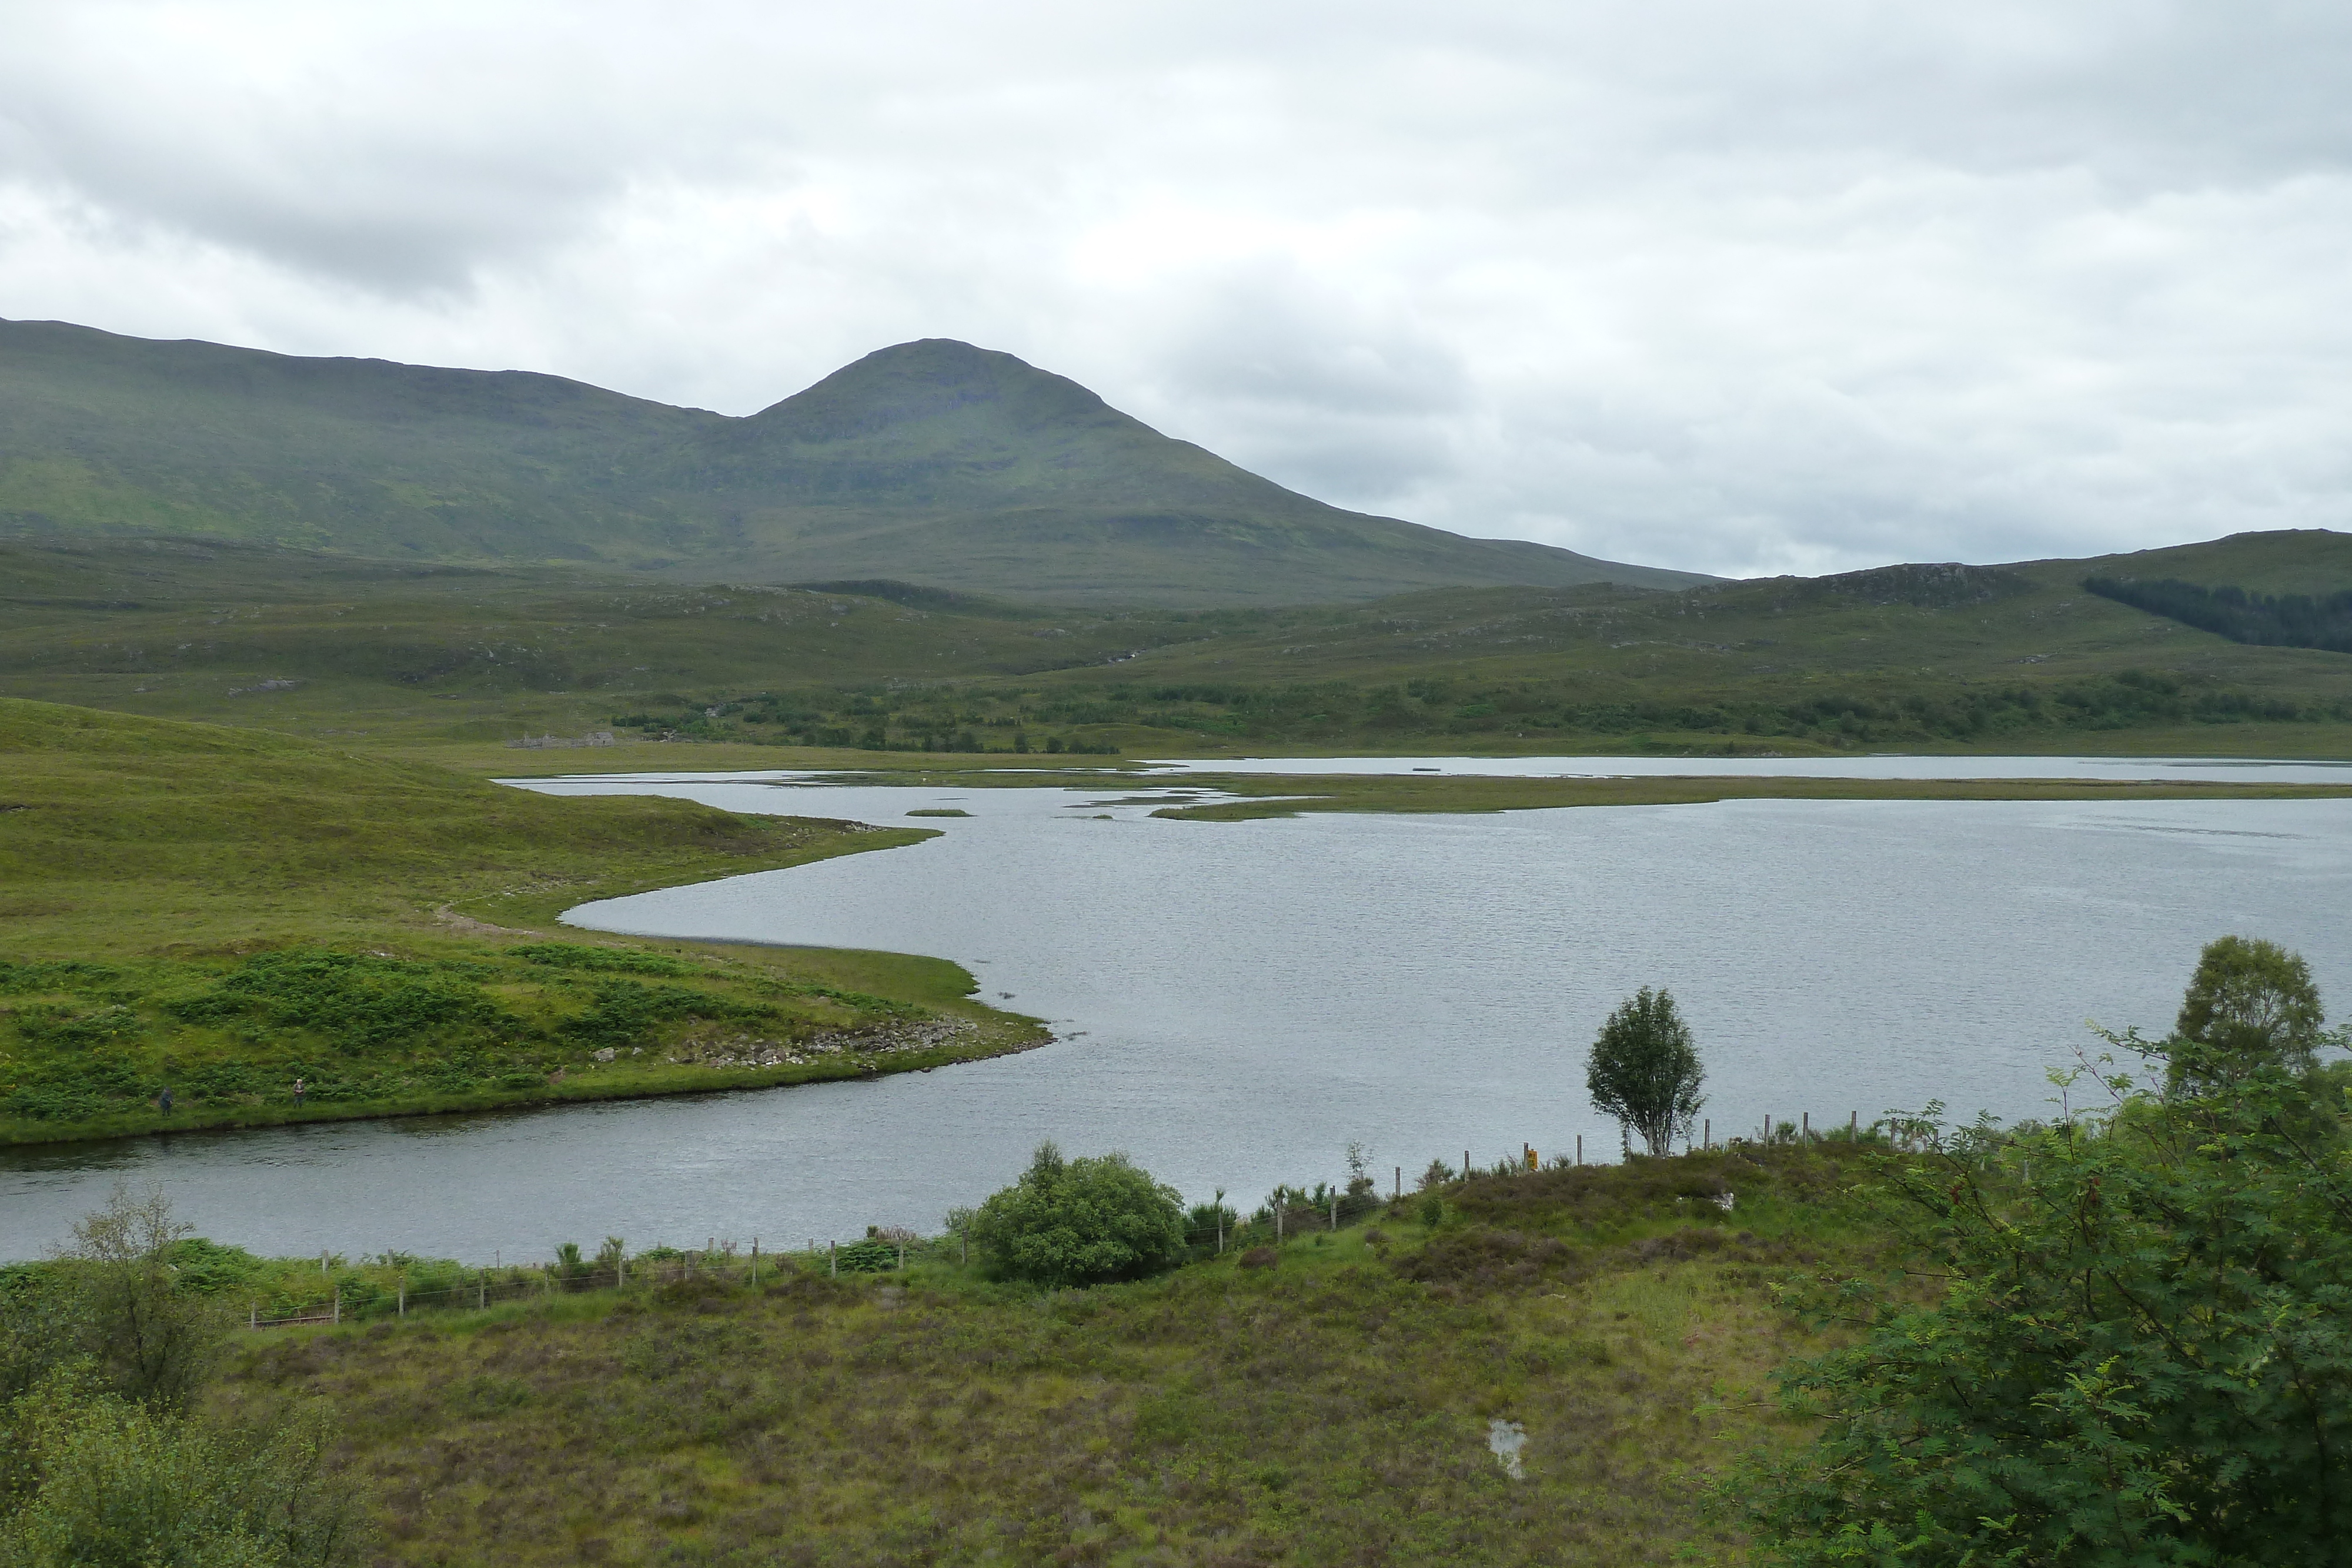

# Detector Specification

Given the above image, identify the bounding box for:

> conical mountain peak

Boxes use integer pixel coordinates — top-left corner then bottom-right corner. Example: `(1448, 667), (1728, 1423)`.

(0, 316), (1716, 604)
(737, 337), (1130, 445)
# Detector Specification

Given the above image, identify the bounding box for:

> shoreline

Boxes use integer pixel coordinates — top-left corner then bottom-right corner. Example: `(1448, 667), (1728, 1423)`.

(0, 1015), (1051, 1153)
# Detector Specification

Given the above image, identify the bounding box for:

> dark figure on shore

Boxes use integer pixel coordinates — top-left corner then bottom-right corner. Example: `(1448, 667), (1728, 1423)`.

(158, 1086), (173, 1114)
(292, 1078), (305, 1107)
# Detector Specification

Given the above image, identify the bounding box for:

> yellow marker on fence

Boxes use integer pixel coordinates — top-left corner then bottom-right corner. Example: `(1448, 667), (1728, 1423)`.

(1524, 1144), (1538, 1171)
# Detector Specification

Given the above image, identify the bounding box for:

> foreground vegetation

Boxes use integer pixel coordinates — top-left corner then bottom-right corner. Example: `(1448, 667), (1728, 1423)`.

(6, 1141), (1874, 1567)
(0, 698), (1040, 1144)
(8, 928), (2348, 1564)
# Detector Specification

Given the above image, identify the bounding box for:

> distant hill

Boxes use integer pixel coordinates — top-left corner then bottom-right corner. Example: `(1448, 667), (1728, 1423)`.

(0, 320), (1712, 606)
(2018, 529), (2352, 598)
(4, 527), (2346, 760)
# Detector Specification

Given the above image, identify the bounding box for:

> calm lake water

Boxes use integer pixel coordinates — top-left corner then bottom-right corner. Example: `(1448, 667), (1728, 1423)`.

(5, 763), (2348, 1263)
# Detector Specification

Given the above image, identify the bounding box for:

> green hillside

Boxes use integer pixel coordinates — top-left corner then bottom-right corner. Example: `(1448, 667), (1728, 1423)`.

(0, 319), (709, 564)
(662, 338), (1713, 601)
(0, 319), (1705, 606)
(2032, 527), (2352, 597)
(2, 528), (2347, 758)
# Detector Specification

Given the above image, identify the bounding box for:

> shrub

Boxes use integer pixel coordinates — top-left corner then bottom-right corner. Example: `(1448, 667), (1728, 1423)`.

(60, 1183), (233, 1411)
(1585, 987), (1705, 1156)
(967, 1143), (1186, 1289)
(829, 1239), (900, 1274)
(0, 1372), (367, 1566)
(157, 1239), (268, 1296)
(204, 949), (510, 1051)
(556, 980), (772, 1050)
(1745, 945), (2352, 1564)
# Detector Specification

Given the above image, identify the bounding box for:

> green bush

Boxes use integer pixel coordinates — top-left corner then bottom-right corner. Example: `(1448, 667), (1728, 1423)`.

(199, 950), (511, 1051)
(0, 1373), (366, 1567)
(968, 1143), (1186, 1289)
(157, 1240), (268, 1296)
(555, 979), (773, 1050)
(830, 1239), (900, 1274)
(58, 1185), (233, 1412)
(1745, 943), (2352, 1565)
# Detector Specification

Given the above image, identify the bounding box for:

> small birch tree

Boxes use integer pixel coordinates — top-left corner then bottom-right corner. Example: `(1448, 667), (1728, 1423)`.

(1585, 988), (1705, 1157)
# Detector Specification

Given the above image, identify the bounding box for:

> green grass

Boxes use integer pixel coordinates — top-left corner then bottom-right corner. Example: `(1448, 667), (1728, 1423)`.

(204, 1142), (1886, 1566)
(1130, 772), (2352, 821)
(0, 697), (1044, 1144)
(6, 530), (2351, 765)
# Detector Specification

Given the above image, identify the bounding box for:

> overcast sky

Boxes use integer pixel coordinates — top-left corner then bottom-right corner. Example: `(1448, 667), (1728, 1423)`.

(4, 1), (2350, 578)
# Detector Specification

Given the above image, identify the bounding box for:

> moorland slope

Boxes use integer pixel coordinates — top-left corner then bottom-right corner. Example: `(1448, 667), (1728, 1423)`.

(0, 320), (1705, 605)
(3, 527), (2347, 759)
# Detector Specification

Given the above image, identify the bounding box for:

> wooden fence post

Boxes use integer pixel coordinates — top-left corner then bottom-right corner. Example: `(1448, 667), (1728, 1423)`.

(1575, 1135), (1582, 1166)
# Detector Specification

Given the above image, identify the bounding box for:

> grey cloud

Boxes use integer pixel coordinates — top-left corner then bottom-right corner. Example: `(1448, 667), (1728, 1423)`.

(3, 1), (2351, 576)
(1141, 262), (1471, 416)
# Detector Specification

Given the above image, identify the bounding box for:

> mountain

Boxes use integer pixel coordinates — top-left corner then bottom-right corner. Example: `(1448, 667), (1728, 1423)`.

(0, 320), (1713, 606)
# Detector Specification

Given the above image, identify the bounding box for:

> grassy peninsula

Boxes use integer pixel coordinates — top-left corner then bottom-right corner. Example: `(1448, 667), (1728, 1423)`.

(0, 698), (1043, 1145)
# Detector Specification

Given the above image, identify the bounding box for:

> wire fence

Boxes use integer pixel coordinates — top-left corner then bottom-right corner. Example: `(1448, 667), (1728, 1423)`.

(246, 1251), (800, 1329)
(245, 1116), (1897, 1328)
